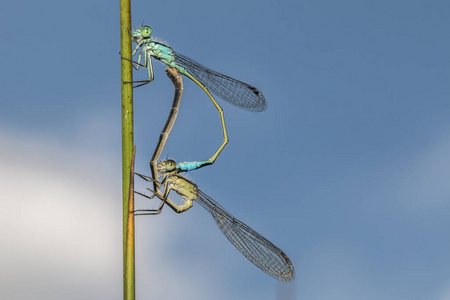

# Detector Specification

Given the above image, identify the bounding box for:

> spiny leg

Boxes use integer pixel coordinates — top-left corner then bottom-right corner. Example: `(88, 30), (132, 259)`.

(135, 172), (165, 189)
(122, 48), (154, 88)
(133, 174), (167, 215)
(135, 173), (184, 215)
(133, 191), (165, 215)
(135, 174), (194, 214)
(121, 47), (145, 70)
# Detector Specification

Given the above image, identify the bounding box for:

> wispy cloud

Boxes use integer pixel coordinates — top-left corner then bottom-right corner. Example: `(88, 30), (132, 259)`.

(390, 130), (450, 213)
(296, 241), (394, 300)
(0, 131), (123, 299)
(0, 130), (281, 300)
(435, 280), (450, 300)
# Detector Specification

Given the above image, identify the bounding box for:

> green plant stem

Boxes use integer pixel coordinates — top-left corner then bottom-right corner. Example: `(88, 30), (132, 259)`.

(119, 0), (134, 299)
(126, 146), (136, 300)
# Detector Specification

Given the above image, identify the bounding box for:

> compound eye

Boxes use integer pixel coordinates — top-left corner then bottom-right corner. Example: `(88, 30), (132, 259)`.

(165, 159), (176, 171)
(140, 26), (152, 38)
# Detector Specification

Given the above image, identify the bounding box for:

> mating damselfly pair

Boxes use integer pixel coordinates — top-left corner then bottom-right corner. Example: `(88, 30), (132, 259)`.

(128, 25), (295, 282)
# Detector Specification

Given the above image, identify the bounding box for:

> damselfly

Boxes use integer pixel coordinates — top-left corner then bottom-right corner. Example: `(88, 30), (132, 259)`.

(128, 26), (267, 168)
(135, 160), (295, 282)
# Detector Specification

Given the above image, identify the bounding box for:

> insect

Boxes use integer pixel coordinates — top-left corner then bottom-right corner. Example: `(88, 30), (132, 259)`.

(128, 25), (267, 168)
(135, 159), (295, 282)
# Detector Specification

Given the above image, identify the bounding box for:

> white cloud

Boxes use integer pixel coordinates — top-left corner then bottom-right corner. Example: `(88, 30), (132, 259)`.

(389, 131), (450, 213)
(435, 281), (450, 300)
(0, 130), (282, 300)
(295, 241), (393, 300)
(0, 132), (123, 299)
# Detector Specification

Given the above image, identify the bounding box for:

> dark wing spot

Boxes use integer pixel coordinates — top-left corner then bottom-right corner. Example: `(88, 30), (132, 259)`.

(249, 86), (262, 95)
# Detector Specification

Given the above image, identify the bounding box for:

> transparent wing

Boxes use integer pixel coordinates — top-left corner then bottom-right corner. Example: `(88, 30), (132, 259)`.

(173, 51), (267, 112)
(195, 190), (295, 282)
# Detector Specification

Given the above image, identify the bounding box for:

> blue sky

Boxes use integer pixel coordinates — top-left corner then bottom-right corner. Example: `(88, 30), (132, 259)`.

(1, 0), (450, 299)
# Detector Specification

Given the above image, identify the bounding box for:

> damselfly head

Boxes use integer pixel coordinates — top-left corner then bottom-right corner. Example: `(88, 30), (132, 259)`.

(131, 25), (152, 44)
(157, 159), (177, 173)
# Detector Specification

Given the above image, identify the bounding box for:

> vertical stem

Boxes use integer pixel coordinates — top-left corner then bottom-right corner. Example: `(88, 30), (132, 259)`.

(126, 146), (136, 300)
(119, 1), (134, 300)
